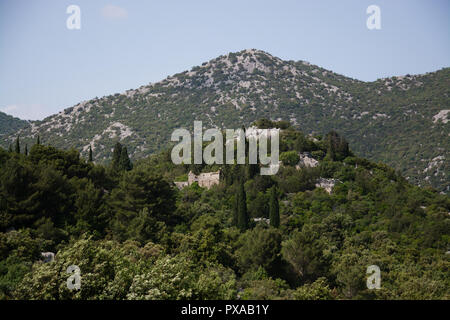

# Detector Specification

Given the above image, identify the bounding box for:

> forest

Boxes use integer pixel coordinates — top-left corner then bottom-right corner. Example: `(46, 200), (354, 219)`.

(0, 120), (448, 300)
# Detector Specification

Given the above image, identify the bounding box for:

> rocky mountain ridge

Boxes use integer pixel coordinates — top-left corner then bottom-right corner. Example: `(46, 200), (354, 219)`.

(2, 49), (449, 191)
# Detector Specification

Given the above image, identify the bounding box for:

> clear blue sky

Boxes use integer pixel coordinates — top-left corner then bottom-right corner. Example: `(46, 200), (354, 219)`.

(0, 0), (449, 120)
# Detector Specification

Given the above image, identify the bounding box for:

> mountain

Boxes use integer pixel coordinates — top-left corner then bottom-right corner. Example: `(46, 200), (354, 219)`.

(0, 111), (28, 139)
(1, 49), (449, 192)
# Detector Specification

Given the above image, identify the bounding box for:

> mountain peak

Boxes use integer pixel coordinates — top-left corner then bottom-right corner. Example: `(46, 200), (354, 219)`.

(2, 51), (448, 192)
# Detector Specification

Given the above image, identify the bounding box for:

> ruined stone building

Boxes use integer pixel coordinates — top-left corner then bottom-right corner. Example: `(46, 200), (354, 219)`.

(174, 170), (220, 189)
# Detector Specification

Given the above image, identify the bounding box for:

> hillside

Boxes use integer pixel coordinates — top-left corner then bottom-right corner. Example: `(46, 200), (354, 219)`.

(2, 49), (449, 192)
(0, 111), (28, 138)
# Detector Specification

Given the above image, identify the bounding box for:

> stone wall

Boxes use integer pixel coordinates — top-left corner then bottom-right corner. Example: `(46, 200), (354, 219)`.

(174, 181), (189, 189)
(175, 170), (220, 190)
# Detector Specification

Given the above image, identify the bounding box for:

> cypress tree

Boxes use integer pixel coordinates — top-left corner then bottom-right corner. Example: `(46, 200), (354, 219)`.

(246, 122), (258, 179)
(25, 144), (28, 156)
(325, 132), (336, 161)
(8, 144), (12, 152)
(232, 193), (239, 226)
(241, 125), (248, 157)
(36, 135), (40, 145)
(119, 146), (132, 171)
(247, 163), (258, 179)
(88, 146), (93, 162)
(237, 179), (248, 231)
(112, 142), (122, 169)
(269, 186), (280, 228)
(325, 131), (349, 161)
(15, 136), (20, 153)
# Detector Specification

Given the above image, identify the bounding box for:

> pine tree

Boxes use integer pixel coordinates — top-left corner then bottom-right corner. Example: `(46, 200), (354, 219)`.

(237, 178), (248, 231)
(112, 142), (122, 170)
(15, 136), (20, 154)
(88, 146), (93, 162)
(119, 146), (132, 171)
(269, 186), (280, 228)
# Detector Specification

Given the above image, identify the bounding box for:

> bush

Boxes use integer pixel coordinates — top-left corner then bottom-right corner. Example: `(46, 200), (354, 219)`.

(235, 225), (282, 275)
(292, 277), (334, 300)
(127, 255), (236, 300)
(280, 151), (300, 166)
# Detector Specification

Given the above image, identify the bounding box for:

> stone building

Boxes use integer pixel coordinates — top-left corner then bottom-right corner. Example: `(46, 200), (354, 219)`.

(174, 170), (220, 189)
(174, 181), (189, 189)
(189, 170), (220, 189)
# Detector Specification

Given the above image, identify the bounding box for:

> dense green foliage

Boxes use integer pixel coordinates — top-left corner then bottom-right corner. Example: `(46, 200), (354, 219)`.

(0, 111), (27, 138)
(0, 124), (448, 300)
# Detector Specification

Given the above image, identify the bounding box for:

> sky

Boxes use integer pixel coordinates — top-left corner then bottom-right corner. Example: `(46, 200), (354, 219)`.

(0, 0), (449, 120)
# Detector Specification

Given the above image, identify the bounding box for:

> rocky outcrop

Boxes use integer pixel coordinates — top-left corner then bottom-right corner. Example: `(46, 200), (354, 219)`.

(315, 178), (338, 194)
(296, 152), (319, 169)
